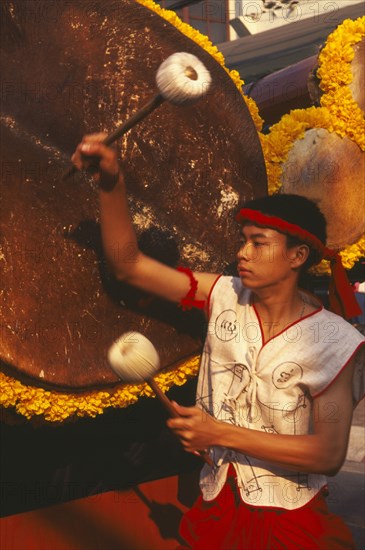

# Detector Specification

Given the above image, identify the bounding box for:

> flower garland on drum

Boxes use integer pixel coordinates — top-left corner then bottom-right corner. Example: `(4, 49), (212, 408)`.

(0, 355), (201, 422)
(261, 16), (365, 275)
(317, 16), (365, 150)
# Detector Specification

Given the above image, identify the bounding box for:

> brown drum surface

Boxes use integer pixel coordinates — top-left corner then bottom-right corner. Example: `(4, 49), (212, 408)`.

(0, 0), (267, 389)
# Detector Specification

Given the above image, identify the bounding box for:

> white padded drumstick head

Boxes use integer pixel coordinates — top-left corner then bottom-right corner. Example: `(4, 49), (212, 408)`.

(107, 332), (160, 383)
(156, 52), (212, 105)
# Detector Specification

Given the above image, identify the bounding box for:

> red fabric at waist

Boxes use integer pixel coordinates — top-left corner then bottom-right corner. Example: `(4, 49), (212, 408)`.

(177, 466), (355, 550)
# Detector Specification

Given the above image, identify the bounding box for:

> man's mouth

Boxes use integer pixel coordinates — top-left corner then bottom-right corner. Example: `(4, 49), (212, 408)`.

(237, 265), (250, 276)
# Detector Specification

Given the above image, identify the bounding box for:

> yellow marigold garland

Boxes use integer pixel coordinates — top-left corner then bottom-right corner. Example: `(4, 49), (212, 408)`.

(261, 102), (365, 273)
(0, 355), (201, 422)
(317, 16), (365, 150)
(313, 235), (365, 276)
(262, 17), (365, 273)
(135, 0), (263, 132)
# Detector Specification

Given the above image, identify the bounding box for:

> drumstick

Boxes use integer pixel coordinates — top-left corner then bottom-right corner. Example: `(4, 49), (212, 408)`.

(108, 331), (214, 467)
(62, 94), (165, 180)
(148, 379), (213, 466)
(63, 52), (212, 180)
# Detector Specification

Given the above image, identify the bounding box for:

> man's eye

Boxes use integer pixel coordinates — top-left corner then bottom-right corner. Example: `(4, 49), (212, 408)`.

(253, 242), (264, 247)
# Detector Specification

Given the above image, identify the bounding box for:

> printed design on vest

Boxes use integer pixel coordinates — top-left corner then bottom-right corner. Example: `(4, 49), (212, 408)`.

(196, 392), (214, 415)
(243, 472), (311, 501)
(198, 354), (309, 435)
(214, 309), (239, 342)
(272, 362), (303, 389)
(240, 456), (262, 497)
(281, 392), (308, 426)
(296, 473), (310, 490)
(215, 362), (252, 425)
(255, 391), (308, 435)
(224, 363), (251, 394)
(236, 456), (310, 500)
(262, 425), (279, 434)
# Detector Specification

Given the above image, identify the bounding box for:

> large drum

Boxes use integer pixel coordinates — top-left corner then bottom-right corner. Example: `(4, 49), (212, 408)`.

(0, 0), (267, 391)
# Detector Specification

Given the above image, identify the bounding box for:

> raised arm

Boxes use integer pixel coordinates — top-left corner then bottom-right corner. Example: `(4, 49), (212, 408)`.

(71, 133), (218, 308)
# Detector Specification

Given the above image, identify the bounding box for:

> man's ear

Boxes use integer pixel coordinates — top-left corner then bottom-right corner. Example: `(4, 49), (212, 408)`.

(291, 244), (310, 268)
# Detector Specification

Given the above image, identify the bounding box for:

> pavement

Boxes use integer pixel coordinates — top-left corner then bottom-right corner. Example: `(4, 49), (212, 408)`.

(329, 399), (365, 550)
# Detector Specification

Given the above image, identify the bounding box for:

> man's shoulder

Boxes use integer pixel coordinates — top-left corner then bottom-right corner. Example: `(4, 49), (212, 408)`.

(316, 307), (365, 338)
(212, 276), (249, 298)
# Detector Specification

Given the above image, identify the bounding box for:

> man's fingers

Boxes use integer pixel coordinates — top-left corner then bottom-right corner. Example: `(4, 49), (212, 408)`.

(171, 402), (197, 417)
(72, 133), (111, 162)
(81, 132), (108, 144)
(71, 139), (118, 177)
(71, 152), (82, 170)
(70, 132), (120, 188)
(80, 142), (108, 158)
(167, 417), (188, 430)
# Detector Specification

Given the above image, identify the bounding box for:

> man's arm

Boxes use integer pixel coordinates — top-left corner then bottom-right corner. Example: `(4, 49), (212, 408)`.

(168, 354), (359, 476)
(71, 133), (218, 306)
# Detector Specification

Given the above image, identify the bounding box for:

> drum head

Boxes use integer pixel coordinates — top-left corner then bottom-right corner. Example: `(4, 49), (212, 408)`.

(1, 0), (267, 389)
(281, 128), (365, 249)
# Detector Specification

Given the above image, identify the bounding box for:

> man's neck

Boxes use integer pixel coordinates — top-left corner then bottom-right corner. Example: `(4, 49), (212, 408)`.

(252, 284), (304, 327)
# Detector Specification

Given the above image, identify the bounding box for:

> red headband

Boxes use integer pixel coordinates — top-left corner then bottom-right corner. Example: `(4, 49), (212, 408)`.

(236, 208), (361, 320)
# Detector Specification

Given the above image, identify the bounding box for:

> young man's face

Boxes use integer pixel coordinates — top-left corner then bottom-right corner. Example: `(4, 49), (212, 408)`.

(236, 224), (298, 289)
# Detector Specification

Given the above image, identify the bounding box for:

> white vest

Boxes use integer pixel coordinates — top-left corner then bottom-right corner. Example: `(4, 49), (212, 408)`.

(197, 276), (365, 510)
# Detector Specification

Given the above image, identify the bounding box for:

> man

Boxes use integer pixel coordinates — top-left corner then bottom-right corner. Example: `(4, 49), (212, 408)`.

(72, 135), (364, 549)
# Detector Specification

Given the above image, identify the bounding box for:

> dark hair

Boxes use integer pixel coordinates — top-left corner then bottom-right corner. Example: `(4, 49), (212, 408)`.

(242, 193), (327, 271)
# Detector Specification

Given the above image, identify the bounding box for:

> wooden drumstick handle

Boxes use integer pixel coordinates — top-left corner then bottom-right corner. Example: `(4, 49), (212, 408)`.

(62, 93), (165, 181)
(148, 378), (180, 418)
(148, 378), (214, 467)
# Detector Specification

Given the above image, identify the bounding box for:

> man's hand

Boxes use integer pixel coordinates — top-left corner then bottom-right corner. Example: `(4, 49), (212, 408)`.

(71, 133), (120, 190)
(167, 402), (221, 455)
(166, 353), (359, 475)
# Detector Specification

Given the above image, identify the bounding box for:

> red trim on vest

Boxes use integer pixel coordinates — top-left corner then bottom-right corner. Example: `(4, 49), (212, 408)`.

(206, 275), (222, 317)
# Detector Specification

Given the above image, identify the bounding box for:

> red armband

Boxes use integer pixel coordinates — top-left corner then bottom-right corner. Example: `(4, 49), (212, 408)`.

(177, 266), (206, 311)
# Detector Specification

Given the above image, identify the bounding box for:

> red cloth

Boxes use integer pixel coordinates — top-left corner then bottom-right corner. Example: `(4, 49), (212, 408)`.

(177, 469), (355, 550)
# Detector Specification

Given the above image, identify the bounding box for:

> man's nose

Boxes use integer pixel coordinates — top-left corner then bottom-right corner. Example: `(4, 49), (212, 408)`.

(237, 243), (249, 261)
